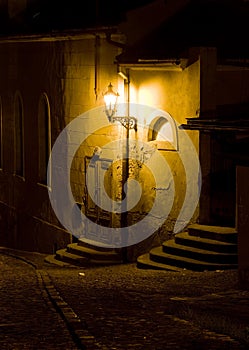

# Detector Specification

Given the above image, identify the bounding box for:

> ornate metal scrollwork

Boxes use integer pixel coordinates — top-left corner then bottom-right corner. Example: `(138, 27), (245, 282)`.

(112, 116), (137, 130)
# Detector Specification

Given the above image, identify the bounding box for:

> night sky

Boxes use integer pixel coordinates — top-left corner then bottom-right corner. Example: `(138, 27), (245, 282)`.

(0, 0), (155, 35)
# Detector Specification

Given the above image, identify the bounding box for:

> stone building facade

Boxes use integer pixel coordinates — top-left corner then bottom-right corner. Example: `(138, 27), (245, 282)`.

(0, 28), (201, 256)
(0, 1), (249, 273)
(0, 31), (124, 252)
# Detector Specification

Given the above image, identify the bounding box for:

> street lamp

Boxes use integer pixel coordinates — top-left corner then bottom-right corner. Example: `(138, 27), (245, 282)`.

(103, 82), (119, 121)
(103, 83), (137, 130)
(103, 82), (137, 262)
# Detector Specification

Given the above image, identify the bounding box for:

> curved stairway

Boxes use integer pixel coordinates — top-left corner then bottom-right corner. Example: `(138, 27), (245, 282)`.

(45, 238), (123, 267)
(137, 224), (238, 271)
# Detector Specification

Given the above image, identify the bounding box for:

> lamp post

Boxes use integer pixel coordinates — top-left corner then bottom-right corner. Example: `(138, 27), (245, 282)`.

(103, 82), (137, 262)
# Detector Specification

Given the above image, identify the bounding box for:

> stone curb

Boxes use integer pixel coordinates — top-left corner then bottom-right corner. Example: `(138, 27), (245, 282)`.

(37, 270), (108, 350)
(0, 246), (38, 269)
(0, 247), (108, 350)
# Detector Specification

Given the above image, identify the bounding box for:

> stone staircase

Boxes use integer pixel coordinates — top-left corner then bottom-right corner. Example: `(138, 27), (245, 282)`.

(45, 238), (123, 267)
(137, 224), (238, 271)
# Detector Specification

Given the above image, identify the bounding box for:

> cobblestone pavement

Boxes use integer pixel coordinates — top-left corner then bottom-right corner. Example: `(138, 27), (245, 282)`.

(48, 265), (247, 350)
(0, 254), (78, 350)
(1, 248), (249, 350)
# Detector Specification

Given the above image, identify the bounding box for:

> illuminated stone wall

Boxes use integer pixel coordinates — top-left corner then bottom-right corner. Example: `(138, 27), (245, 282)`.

(128, 62), (200, 245)
(1, 35), (246, 258)
(0, 35), (202, 257)
(63, 36), (122, 205)
(0, 34), (123, 253)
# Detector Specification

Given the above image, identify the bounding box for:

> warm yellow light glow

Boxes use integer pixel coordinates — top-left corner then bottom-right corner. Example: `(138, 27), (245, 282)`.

(138, 81), (163, 106)
(103, 83), (119, 108)
(103, 83), (119, 119)
(129, 83), (137, 104)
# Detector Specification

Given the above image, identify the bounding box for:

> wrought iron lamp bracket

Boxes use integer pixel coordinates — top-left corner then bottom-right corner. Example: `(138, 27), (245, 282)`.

(111, 116), (137, 130)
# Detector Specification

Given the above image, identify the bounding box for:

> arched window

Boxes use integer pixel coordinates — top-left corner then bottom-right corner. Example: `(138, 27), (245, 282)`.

(148, 116), (178, 151)
(14, 92), (24, 176)
(38, 93), (51, 184)
(0, 97), (2, 169)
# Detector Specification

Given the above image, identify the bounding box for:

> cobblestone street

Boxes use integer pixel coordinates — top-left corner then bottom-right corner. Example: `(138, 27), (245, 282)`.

(0, 253), (78, 349)
(0, 249), (248, 350)
(48, 265), (246, 350)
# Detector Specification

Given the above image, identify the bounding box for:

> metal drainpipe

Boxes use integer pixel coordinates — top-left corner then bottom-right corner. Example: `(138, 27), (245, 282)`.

(121, 69), (130, 263)
(105, 32), (130, 261)
(94, 35), (100, 100)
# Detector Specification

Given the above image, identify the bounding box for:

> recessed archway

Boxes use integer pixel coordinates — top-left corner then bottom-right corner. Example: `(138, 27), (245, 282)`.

(148, 115), (178, 151)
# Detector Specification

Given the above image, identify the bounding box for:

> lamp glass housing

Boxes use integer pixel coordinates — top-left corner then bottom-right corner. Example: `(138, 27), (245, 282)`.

(104, 83), (119, 120)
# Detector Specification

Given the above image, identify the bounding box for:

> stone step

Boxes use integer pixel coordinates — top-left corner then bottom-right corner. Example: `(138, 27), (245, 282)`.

(55, 249), (89, 267)
(175, 232), (237, 254)
(55, 247), (122, 267)
(137, 253), (184, 272)
(67, 243), (122, 262)
(78, 238), (119, 252)
(188, 224), (237, 243)
(162, 239), (238, 264)
(149, 246), (237, 271)
(136, 224), (238, 272)
(44, 254), (78, 268)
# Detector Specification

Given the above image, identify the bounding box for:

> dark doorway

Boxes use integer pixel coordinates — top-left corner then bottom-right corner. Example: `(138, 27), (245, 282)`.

(210, 133), (236, 227)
